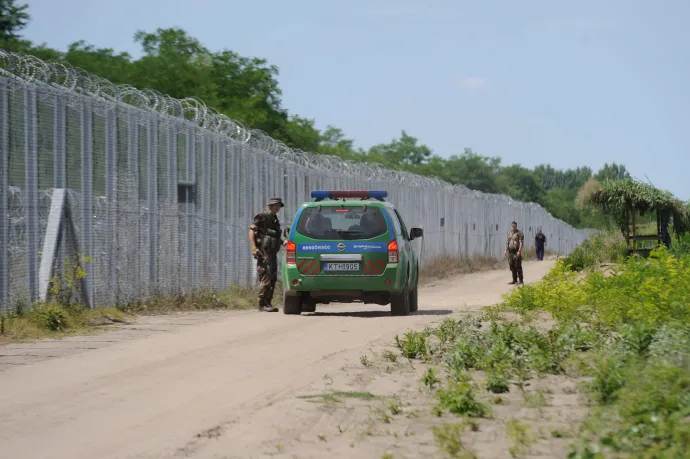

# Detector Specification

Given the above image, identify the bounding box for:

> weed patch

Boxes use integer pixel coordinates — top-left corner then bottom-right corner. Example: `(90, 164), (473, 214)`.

(561, 231), (626, 271)
(1, 284), (268, 343)
(498, 245), (690, 458)
(386, 244), (690, 457)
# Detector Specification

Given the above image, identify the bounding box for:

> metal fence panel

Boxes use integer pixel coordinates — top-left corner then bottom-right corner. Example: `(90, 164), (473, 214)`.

(0, 51), (595, 311)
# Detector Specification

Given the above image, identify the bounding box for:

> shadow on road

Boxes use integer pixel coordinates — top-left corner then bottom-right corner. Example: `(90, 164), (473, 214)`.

(307, 309), (453, 318)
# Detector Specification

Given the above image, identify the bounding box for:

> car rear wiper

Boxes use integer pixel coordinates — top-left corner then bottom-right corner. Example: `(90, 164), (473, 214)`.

(336, 230), (367, 240)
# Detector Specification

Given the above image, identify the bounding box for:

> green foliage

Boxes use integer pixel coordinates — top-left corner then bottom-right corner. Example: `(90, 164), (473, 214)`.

(562, 232), (627, 271)
(506, 419), (537, 457)
(30, 303), (70, 331)
(432, 422), (478, 458)
(502, 246), (690, 329)
(0, 0), (29, 40)
(499, 246), (690, 457)
(433, 376), (489, 418)
(48, 254), (93, 309)
(422, 367), (442, 390)
(670, 232), (690, 257)
(394, 330), (429, 360)
(391, 244), (689, 457)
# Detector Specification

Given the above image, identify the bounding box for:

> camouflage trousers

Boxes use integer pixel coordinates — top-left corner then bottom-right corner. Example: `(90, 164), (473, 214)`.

(256, 250), (278, 306)
(508, 250), (523, 282)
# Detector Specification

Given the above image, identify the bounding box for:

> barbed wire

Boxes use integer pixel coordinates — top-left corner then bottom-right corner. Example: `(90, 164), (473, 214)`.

(0, 48), (584, 226)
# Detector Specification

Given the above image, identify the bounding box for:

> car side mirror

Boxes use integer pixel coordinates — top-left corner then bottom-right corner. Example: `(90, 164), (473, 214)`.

(409, 227), (423, 240)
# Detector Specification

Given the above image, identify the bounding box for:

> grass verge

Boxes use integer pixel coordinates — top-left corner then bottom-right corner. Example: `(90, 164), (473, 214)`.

(419, 250), (558, 286)
(0, 284), (271, 343)
(388, 243), (690, 458)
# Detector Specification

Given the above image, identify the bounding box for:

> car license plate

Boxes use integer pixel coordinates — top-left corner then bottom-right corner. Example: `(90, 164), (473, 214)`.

(323, 262), (360, 272)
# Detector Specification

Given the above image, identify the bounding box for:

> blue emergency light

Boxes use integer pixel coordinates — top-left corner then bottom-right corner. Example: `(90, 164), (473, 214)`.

(310, 190), (388, 201)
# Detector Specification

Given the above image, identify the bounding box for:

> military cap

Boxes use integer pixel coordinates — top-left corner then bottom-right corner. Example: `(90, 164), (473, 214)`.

(268, 197), (284, 208)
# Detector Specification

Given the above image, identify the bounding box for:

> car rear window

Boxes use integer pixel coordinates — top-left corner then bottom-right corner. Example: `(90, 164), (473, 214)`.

(296, 206), (389, 240)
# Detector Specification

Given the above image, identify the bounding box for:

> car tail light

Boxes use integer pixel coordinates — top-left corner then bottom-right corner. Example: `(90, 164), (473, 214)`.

(387, 240), (399, 264)
(286, 241), (296, 265)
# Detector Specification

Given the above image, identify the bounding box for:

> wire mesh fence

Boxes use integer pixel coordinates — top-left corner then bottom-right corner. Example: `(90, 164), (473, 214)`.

(0, 49), (595, 312)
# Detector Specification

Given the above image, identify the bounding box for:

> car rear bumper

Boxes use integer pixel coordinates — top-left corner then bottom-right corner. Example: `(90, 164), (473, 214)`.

(282, 263), (405, 295)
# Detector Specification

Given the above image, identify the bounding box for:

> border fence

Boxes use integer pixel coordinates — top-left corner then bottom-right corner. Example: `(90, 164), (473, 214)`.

(0, 50), (594, 312)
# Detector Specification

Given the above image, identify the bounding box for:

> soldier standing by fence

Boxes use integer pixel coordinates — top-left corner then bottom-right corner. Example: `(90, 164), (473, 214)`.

(504, 221), (524, 284)
(249, 197), (288, 312)
(535, 226), (546, 261)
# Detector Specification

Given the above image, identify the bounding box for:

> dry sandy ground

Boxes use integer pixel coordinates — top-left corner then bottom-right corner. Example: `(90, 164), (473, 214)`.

(0, 259), (578, 459)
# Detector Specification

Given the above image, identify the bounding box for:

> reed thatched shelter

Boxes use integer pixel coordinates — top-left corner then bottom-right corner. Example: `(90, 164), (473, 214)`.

(579, 178), (690, 255)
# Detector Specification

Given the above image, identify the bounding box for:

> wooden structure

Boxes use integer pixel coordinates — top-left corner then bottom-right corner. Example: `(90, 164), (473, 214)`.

(624, 207), (667, 256)
(581, 178), (689, 257)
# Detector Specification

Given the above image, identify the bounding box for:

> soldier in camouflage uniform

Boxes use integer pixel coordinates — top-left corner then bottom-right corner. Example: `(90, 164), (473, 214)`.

(504, 221), (524, 284)
(249, 197), (287, 312)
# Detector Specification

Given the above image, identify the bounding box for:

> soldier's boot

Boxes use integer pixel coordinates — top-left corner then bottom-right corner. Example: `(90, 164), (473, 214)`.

(260, 284), (278, 312)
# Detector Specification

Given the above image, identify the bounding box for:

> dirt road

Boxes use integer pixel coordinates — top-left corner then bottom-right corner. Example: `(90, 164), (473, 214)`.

(0, 260), (554, 459)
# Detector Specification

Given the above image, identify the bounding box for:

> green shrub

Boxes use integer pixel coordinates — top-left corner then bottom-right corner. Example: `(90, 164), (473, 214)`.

(499, 245), (690, 457)
(30, 304), (71, 331)
(502, 246), (690, 329)
(670, 232), (690, 257)
(562, 232), (627, 271)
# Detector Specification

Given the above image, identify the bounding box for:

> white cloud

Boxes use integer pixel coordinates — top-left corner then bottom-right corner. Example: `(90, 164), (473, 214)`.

(459, 77), (487, 91)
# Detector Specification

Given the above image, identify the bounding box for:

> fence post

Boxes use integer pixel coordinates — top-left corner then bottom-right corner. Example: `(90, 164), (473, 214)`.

(53, 94), (67, 277)
(166, 123), (178, 294)
(24, 86), (39, 305)
(80, 100), (95, 308)
(186, 127), (196, 291)
(0, 78), (8, 312)
(147, 116), (159, 295)
(201, 134), (211, 286)
(126, 109), (140, 302)
(105, 105), (118, 305)
(230, 141), (241, 287)
(217, 138), (227, 288)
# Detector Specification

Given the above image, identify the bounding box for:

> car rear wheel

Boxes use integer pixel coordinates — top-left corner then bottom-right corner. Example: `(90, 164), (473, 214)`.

(301, 300), (316, 313)
(283, 294), (302, 315)
(409, 284), (418, 312)
(390, 278), (410, 316)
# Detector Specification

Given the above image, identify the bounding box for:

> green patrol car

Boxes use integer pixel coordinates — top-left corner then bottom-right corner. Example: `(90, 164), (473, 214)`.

(281, 190), (424, 316)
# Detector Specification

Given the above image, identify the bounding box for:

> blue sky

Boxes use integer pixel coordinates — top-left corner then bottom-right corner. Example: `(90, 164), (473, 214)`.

(22, 0), (690, 200)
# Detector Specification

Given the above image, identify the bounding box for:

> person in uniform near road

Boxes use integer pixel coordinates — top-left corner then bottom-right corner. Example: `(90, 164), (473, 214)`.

(249, 197), (288, 312)
(504, 221), (524, 284)
(535, 226), (546, 261)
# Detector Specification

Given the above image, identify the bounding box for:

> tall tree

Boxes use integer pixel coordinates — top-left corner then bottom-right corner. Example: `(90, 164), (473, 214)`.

(595, 162), (630, 182)
(367, 130), (432, 168)
(439, 148), (502, 194)
(0, 0), (29, 41)
(496, 164), (545, 205)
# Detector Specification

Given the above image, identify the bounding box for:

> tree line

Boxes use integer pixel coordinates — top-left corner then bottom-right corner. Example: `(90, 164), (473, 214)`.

(0, 0), (629, 229)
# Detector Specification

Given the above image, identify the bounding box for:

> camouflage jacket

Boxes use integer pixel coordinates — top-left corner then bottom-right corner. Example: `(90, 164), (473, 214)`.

(506, 229), (524, 252)
(250, 211), (282, 253)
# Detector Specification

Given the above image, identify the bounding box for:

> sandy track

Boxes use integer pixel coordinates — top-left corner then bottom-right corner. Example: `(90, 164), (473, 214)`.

(0, 260), (554, 459)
